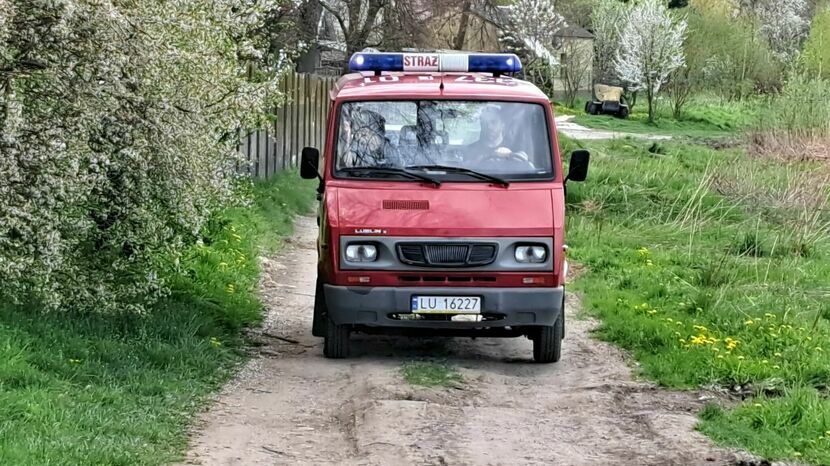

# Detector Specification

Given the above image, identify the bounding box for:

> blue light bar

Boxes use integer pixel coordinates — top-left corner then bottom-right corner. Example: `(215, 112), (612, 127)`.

(348, 52), (523, 74)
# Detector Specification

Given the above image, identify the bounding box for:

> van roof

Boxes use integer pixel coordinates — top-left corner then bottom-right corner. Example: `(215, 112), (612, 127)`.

(330, 72), (550, 102)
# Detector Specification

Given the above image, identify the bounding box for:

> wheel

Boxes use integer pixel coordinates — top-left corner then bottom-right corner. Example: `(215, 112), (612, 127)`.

(323, 316), (350, 359)
(312, 278), (327, 337)
(585, 102), (598, 115)
(617, 106), (630, 119)
(532, 313), (563, 363)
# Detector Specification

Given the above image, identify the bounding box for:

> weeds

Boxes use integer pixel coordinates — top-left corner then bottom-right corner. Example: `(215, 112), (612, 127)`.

(402, 361), (463, 388)
(567, 138), (830, 462)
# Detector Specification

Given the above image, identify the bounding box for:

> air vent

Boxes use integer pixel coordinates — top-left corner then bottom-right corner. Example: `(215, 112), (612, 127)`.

(383, 200), (429, 210)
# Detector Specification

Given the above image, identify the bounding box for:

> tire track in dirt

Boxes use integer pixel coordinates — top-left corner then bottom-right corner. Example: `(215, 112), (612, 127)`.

(182, 216), (759, 466)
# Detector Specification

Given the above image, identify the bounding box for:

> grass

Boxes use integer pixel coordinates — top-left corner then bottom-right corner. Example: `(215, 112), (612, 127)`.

(401, 361), (463, 388)
(565, 135), (830, 464)
(0, 171), (315, 466)
(564, 97), (762, 139)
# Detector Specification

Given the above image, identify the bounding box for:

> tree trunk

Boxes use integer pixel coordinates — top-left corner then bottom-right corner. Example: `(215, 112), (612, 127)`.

(453, 0), (473, 50)
(647, 89), (655, 124)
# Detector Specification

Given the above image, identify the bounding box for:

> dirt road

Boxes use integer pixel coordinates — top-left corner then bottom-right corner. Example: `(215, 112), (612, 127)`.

(182, 216), (754, 466)
(554, 115), (672, 141)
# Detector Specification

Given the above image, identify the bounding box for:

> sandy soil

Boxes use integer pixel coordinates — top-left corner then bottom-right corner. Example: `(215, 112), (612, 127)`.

(181, 216), (761, 466)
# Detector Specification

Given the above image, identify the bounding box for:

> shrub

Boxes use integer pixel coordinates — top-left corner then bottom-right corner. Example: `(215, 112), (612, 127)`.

(802, 6), (830, 80)
(0, 0), (289, 312)
(752, 73), (830, 160)
(684, 9), (782, 100)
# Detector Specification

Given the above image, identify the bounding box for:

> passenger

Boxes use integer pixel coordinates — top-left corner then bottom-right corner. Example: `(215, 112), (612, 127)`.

(340, 108), (399, 168)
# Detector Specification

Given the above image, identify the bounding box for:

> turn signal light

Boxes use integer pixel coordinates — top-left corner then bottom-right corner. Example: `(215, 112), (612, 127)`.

(522, 277), (546, 285)
(347, 276), (371, 284)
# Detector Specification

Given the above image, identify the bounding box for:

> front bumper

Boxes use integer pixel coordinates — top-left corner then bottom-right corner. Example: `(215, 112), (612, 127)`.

(323, 285), (563, 329)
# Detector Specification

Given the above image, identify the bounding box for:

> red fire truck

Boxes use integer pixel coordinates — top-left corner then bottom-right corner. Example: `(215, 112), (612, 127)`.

(300, 51), (589, 363)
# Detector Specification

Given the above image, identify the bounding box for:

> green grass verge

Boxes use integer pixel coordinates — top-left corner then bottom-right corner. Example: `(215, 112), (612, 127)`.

(0, 172), (315, 465)
(564, 97), (762, 139)
(402, 361), (463, 388)
(565, 137), (830, 464)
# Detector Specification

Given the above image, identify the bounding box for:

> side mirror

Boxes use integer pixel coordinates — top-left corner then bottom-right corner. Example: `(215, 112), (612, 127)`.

(566, 149), (590, 182)
(300, 147), (320, 180)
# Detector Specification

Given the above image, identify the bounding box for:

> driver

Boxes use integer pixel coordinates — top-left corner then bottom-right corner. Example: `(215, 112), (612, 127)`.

(465, 105), (529, 165)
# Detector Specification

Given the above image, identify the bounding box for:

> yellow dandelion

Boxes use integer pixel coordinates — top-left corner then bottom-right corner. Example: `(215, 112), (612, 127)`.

(753, 403), (762, 407)
(225, 283), (236, 294)
(666, 317), (674, 323)
(690, 335), (707, 345)
(693, 325), (708, 332)
(761, 360), (768, 364)
(765, 313), (776, 319)
(210, 337), (222, 347)
(717, 355), (724, 359)
(637, 247), (650, 257)
(646, 260), (654, 266)
(712, 347), (720, 352)
(773, 365), (781, 369)
(807, 336), (813, 341)
(648, 310), (658, 315)
(737, 355), (745, 360)
(774, 352), (782, 357)
(676, 321), (683, 326)
(816, 347), (824, 352)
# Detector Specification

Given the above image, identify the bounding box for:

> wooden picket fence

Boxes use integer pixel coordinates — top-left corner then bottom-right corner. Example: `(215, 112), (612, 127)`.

(239, 72), (337, 178)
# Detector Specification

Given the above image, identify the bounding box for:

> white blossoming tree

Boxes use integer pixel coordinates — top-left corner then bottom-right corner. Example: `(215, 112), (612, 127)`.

(499, 0), (567, 67)
(614, 0), (687, 123)
(591, 0), (629, 86)
(746, 0), (809, 62)
(0, 0), (292, 312)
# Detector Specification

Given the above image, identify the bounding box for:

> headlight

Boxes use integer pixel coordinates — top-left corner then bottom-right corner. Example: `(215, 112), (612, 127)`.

(345, 244), (378, 262)
(515, 245), (547, 263)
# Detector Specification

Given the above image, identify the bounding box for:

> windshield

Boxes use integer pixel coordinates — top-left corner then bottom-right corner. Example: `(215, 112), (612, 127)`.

(334, 100), (553, 181)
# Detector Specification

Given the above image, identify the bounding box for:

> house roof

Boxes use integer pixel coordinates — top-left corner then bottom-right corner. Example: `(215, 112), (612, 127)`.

(553, 26), (594, 39)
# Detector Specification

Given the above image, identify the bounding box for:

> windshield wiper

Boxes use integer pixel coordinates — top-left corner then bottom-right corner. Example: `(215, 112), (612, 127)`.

(406, 165), (510, 187)
(340, 166), (441, 187)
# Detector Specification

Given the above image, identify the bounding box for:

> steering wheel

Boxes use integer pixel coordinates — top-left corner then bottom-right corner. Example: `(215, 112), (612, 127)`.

(480, 150), (532, 166)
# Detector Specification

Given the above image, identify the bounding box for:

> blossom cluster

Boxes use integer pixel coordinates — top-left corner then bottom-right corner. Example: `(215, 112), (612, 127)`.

(0, 0), (291, 312)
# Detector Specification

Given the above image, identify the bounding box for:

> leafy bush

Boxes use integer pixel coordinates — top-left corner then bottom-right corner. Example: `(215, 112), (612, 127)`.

(752, 72), (830, 160)
(0, 0), (289, 312)
(684, 9), (782, 100)
(801, 6), (830, 80)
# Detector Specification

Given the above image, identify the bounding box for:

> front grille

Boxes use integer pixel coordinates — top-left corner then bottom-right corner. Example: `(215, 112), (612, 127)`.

(425, 244), (468, 266)
(396, 243), (498, 267)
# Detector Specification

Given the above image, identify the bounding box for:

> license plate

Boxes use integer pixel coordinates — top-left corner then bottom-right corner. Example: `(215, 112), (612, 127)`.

(411, 296), (481, 314)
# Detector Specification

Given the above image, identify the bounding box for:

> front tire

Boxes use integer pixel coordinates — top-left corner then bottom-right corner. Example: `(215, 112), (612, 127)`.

(323, 317), (350, 359)
(532, 314), (563, 363)
(312, 279), (327, 337)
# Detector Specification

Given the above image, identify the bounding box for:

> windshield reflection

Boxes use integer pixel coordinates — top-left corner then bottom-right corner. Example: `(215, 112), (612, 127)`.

(335, 101), (552, 180)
